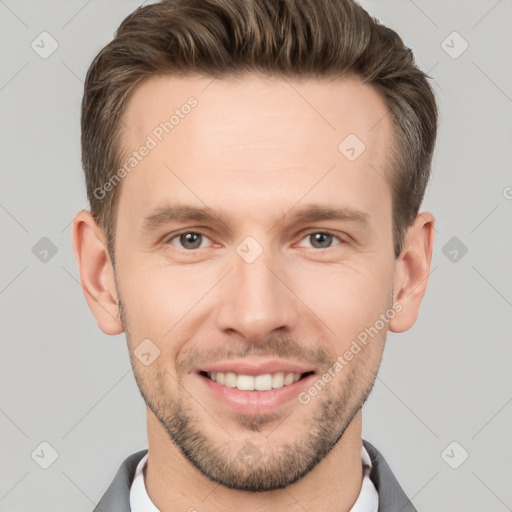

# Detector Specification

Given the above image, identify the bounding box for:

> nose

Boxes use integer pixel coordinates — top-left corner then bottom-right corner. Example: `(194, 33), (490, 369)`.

(214, 246), (300, 343)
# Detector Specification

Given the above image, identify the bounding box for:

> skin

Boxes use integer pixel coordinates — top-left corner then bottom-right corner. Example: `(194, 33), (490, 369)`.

(72, 73), (435, 512)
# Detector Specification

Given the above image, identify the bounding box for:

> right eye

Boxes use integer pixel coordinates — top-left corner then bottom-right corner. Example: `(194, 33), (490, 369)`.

(165, 231), (214, 250)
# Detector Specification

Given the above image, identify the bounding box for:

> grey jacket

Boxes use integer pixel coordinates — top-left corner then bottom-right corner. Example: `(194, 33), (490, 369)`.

(93, 439), (417, 512)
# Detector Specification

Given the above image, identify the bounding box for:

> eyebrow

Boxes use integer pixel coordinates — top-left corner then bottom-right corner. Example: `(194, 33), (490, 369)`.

(141, 203), (371, 234)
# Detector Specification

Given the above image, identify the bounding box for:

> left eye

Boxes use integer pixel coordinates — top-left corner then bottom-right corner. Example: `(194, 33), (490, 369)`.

(297, 232), (343, 250)
(168, 232), (213, 250)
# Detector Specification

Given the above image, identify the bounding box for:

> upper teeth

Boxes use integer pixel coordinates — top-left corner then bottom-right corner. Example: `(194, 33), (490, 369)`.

(208, 372), (301, 391)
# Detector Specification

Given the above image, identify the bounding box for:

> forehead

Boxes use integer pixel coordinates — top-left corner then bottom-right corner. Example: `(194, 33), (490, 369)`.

(117, 73), (393, 231)
(121, 73), (392, 155)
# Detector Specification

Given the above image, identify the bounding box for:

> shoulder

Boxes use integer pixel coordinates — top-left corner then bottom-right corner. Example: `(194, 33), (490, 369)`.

(94, 443), (418, 512)
(363, 439), (418, 512)
(93, 449), (148, 512)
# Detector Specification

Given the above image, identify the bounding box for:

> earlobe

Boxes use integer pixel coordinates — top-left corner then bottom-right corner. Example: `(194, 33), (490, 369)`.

(71, 210), (124, 335)
(389, 212), (435, 333)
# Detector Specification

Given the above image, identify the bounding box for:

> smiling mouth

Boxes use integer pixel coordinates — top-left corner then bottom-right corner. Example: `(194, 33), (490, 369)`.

(199, 370), (315, 391)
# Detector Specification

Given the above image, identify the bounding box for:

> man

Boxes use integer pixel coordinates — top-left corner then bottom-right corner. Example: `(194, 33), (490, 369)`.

(72, 0), (437, 510)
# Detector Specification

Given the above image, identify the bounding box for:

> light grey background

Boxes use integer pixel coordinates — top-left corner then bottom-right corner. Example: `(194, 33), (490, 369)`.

(1, 1), (511, 511)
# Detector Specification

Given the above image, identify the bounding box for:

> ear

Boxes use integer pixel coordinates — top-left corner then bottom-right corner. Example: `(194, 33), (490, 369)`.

(389, 212), (435, 333)
(71, 210), (124, 335)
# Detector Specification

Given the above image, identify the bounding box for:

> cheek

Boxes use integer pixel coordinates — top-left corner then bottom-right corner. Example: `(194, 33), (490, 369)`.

(290, 259), (393, 341)
(116, 259), (216, 354)
(115, 263), (171, 346)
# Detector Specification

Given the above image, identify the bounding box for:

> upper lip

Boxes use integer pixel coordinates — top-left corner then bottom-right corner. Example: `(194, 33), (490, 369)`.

(198, 359), (316, 376)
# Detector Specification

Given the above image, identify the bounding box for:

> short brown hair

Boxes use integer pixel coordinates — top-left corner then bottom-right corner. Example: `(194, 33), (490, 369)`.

(81, 0), (437, 260)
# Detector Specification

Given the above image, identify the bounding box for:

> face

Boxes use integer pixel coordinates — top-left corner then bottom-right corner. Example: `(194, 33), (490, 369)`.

(114, 74), (397, 491)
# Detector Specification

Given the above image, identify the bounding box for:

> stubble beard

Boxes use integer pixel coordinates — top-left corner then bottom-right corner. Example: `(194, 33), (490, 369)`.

(118, 293), (384, 492)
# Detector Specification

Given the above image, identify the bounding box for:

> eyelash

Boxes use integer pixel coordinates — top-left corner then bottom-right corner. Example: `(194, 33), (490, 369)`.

(164, 230), (345, 251)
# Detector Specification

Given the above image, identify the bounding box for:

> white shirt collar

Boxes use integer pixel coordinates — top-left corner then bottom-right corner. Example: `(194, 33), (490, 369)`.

(129, 451), (158, 512)
(130, 445), (378, 511)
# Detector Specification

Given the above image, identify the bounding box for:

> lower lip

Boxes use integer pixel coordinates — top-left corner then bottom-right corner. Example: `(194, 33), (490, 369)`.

(198, 372), (316, 415)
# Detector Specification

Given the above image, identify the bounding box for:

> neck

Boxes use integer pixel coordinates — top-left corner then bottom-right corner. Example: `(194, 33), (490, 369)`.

(144, 410), (364, 512)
